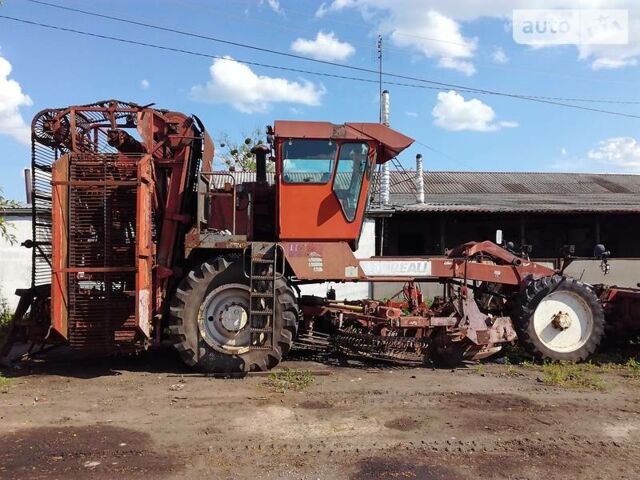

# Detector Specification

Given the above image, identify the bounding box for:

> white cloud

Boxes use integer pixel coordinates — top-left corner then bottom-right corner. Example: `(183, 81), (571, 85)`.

(577, 7), (640, 71)
(561, 147), (568, 156)
(432, 90), (517, 132)
(387, 9), (477, 75)
(315, 0), (356, 18)
(588, 137), (640, 171)
(405, 111), (418, 117)
(437, 57), (475, 76)
(190, 56), (325, 114)
(315, 0), (640, 71)
(263, 0), (284, 15)
(498, 120), (519, 128)
(0, 55), (32, 145)
(291, 31), (355, 61)
(491, 46), (509, 64)
(140, 79), (150, 89)
(589, 56), (638, 70)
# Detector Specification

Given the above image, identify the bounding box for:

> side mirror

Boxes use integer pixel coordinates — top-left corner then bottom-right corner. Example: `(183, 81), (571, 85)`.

(594, 244), (611, 275)
(495, 229), (503, 245)
(593, 244), (610, 259)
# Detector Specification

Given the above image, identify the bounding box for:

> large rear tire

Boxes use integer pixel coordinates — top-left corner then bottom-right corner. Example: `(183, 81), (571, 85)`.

(514, 275), (604, 362)
(169, 257), (297, 375)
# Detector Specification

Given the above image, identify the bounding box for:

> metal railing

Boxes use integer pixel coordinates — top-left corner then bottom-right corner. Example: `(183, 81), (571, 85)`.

(198, 172), (238, 235)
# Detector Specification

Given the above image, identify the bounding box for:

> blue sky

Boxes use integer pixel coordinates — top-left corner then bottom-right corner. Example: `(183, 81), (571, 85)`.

(0, 0), (639, 201)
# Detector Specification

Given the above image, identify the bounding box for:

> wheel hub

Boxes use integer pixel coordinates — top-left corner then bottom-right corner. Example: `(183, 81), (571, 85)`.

(532, 290), (593, 353)
(219, 304), (248, 332)
(551, 311), (572, 330)
(198, 283), (252, 354)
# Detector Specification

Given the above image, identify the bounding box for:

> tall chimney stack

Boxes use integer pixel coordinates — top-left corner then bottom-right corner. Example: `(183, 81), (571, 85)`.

(24, 168), (32, 205)
(380, 90), (390, 206)
(415, 154), (424, 204)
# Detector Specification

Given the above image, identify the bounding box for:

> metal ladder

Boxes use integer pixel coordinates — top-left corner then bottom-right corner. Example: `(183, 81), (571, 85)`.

(246, 243), (281, 350)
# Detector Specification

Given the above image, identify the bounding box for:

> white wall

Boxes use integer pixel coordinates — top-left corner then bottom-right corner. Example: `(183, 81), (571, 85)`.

(563, 259), (640, 288)
(0, 215), (33, 311)
(299, 218), (375, 300)
(0, 215), (380, 309)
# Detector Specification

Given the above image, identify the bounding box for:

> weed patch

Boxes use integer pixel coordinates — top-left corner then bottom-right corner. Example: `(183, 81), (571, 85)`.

(0, 292), (12, 343)
(502, 344), (535, 365)
(504, 358), (520, 376)
(266, 368), (314, 393)
(541, 362), (606, 391)
(0, 375), (9, 392)
(622, 358), (640, 379)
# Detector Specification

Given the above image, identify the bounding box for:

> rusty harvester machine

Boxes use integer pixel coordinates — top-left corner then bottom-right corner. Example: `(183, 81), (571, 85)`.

(1, 100), (606, 373)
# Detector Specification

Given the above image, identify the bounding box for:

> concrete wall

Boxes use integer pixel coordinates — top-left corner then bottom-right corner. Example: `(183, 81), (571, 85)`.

(0, 215), (32, 310)
(299, 218), (375, 300)
(563, 259), (640, 288)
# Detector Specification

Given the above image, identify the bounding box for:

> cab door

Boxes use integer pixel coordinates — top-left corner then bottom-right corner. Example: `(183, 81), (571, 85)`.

(277, 138), (373, 242)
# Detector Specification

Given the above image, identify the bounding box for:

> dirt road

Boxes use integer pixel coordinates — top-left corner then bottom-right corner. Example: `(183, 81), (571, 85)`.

(1, 348), (639, 479)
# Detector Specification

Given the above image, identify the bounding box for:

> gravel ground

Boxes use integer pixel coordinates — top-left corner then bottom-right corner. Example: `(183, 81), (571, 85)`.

(1, 347), (639, 479)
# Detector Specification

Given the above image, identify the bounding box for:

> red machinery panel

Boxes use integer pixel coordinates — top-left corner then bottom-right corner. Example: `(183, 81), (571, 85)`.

(51, 155), (69, 339)
(61, 153), (142, 351)
(136, 156), (154, 339)
(274, 121), (413, 242)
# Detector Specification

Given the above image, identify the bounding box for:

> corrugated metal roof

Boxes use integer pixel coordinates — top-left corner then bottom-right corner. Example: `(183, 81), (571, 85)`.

(380, 171), (640, 213)
(208, 170), (640, 214)
(390, 193), (640, 213)
(386, 171), (640, 194)
(0, 207), (31, 216)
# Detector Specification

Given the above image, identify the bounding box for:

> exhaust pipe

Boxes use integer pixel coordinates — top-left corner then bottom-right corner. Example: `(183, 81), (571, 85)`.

(380, 90), (390, 205)
(415, 154), (424, 204)
(381, 90), (390, 127)
(24, 168), (32, 205)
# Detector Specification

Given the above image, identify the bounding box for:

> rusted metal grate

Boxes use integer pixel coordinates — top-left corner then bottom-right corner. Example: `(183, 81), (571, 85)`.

(66, 153), (141, 351)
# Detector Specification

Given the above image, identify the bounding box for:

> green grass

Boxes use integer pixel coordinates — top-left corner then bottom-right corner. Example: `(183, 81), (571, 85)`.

(622, 358), (640, 379)
(0, 292), (12, 343)
(497, 343), (640, 387)
(0, 375), (9, 392)
(266, 368), (314, 393)
(504, 357), (519, 376)
(501, 344), (535, 365)
(540, 362), (607, 391)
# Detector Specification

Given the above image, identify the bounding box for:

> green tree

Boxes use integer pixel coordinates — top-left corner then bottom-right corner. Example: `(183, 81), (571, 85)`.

(0, 189), (19, 245)
(217, 128), (274, 172)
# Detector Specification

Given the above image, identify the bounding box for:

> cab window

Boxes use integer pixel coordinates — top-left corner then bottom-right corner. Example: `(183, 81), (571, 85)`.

(282, 139), (337, 184)
(333, 143), (369, 222)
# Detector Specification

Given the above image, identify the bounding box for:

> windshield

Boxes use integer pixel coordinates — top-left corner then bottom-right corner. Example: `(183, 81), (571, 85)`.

(282, 139), (337, 184)
(333, 142), (369, 222)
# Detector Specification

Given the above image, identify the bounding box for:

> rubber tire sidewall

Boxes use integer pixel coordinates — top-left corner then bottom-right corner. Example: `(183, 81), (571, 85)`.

(515, 276), (605, 362)
(170, 257), (296, 375)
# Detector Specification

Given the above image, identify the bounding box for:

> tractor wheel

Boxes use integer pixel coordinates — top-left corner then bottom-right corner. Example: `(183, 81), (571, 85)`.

(169, 257), (297, 375)
(513, 275), (605, 362)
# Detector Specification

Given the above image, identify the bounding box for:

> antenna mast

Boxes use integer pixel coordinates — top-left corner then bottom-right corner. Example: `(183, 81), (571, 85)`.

(377, 35), (383, 122)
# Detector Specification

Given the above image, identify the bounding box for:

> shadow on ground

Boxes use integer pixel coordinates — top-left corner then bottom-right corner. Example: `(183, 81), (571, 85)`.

(1, 343), (191, 379)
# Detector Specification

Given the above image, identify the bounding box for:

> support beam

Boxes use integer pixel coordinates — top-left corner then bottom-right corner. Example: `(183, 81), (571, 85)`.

(438, 215), (446, 254)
